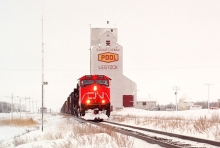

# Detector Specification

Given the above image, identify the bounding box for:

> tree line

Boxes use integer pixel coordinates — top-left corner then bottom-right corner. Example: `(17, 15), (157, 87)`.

(156, 101), (219, 111)
(0, 101), (25, 113)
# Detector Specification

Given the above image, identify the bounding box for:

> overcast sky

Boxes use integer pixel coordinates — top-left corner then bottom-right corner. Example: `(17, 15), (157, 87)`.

(1, 0), (220, 110)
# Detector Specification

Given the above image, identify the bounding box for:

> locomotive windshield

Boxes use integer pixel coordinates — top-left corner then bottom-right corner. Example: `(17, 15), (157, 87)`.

(96, 79), (109, 86)
(81, 80), (94, 86)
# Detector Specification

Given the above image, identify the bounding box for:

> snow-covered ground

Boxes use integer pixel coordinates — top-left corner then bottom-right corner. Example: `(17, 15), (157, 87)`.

(110, 108), (220, 141)
(0, 108), (220, 147)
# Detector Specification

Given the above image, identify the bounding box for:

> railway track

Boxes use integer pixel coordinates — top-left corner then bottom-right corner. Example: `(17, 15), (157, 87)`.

(102, 120), (220, 148)
(71, 116), (220, 148)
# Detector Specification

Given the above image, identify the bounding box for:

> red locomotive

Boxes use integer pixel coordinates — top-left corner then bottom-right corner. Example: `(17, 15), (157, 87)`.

(61, 75), (111, 117)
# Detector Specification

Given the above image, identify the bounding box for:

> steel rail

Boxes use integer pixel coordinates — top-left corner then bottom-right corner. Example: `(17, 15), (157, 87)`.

(104, 120), (220, 147)
(71, 116), (183, 148)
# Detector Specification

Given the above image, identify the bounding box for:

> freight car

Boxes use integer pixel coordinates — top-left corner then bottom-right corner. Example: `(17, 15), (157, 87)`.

(61, 75), (111, 118)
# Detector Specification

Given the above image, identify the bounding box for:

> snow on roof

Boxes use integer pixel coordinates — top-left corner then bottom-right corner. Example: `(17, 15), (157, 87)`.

(183, 98), (194, 103)
(90, 22), (117, 28)
(137, 97), (157, 102)
(179, 94), (194, 102)
(179, 94), (190, 99)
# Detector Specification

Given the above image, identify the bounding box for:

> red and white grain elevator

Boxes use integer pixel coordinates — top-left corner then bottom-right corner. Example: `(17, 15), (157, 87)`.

(90, 23), (137, 111)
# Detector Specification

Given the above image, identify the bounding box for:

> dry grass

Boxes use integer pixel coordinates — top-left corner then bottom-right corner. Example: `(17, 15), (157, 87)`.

(11, 119), (134, 147)
(111, 112), (220, 141)
(8, 112), (220, 147)
(0, 117), (38, 127)
(0, 117), (39, 147)
(69, 122), (134, 147)
(13, 136), (30, 147)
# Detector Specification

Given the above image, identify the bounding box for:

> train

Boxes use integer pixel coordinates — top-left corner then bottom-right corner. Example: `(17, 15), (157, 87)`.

(61, 75), (111, 118)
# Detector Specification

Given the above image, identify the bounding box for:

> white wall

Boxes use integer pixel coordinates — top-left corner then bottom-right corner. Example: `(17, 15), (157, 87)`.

(189, 105), (202, 110)
(90, 28), (136, 110)
(136, 101), (156, 110)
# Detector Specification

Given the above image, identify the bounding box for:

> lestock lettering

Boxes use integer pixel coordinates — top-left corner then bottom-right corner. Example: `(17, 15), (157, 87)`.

(98, 65), (118, 69)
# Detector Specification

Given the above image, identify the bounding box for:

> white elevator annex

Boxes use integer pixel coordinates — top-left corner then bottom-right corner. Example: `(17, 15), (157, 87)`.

(90, 23), (137, 111)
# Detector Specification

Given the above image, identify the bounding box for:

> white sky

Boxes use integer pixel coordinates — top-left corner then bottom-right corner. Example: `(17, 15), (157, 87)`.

(1, 0), (220, 110)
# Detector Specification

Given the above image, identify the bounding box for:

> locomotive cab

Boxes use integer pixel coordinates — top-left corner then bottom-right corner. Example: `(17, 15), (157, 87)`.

(78, 75), (111, 117)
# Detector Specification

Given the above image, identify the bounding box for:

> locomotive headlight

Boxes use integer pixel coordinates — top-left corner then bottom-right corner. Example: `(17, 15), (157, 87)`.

(102, 100), (105, 104)
(86, 100), (90, 104)
(93, 85), (97, 91)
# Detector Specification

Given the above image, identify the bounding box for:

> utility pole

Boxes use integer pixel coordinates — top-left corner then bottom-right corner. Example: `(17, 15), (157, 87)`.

(173, 86), (180, 111)
(35, 100), (39, 113)
(28, 97), (31, 112)
(11, 94), (14, 119)
(1, 103), (3, 113)
(19, 97), (21, 117)
(14, 97), (24, 118)
(25, 96), (30, 112)
(89, 24), (91, 75)
(41, 8), (48, 132)
(32, 99), (35, 113)
(5, 94), (19, 120)
(42, 7), (44, 132)
(25, 96), (27, 112)
(18, 96), (27, 116)
(204, 83), (213, 109)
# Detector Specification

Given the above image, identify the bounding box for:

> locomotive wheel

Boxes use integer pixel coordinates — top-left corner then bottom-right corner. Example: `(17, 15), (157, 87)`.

(76, 110), (79, 117)
(71, 111), (73, 115)
(72, 109), (76, 116)
(106, 105), (111, 117)
(106, 109), (110, 117)
(75, 107), (79, 117)
(81, 110), (85, 116)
